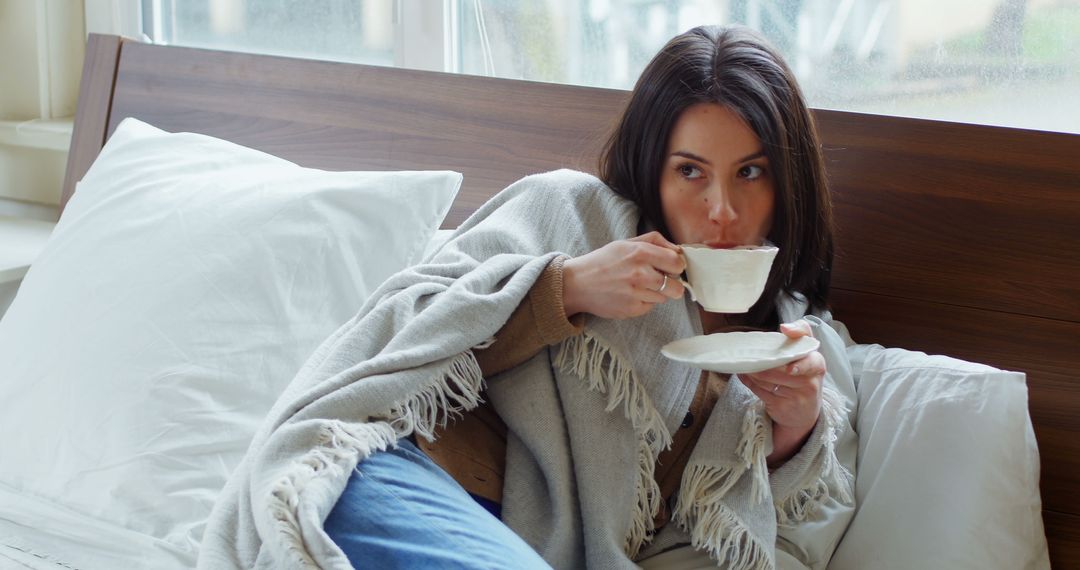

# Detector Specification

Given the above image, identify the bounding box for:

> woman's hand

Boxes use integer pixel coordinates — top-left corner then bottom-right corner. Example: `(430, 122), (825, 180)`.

(562, 232), (687, 320)
(741, 320), (824, 467)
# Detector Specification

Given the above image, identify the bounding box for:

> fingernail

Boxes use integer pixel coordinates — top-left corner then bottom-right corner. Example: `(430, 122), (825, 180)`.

(791, 366), (800, 375)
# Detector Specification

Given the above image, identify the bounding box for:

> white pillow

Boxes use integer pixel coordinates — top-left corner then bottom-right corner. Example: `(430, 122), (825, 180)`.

(828, 346), (1050, 570)
(0, 118), (461, 569)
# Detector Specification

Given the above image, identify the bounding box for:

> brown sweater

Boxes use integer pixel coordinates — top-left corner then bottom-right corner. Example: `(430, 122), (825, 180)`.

(416, 256), (723, 528)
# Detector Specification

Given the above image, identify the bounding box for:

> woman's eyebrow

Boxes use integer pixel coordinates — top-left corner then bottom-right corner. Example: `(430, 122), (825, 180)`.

(671, 149), (768, 165)
(736, 150), (767, 164)
(670, 150), (711, 165)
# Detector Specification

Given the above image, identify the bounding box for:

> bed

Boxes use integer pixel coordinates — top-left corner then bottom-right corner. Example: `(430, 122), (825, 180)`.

(0, 33), (1076, 569)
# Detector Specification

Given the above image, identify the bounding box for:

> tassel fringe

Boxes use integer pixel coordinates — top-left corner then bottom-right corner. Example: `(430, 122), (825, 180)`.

(737, 401), (771, 504)
(774, 383), (855, 527)
(387, 350), (487, 442)
(672, 470), (775, 570)
(268, 421), (397, 568)
(671, 379), (854, 568)
(266, 349), (488, 566)
(555, 331), (671, 557)
(671, 401), (775, 570)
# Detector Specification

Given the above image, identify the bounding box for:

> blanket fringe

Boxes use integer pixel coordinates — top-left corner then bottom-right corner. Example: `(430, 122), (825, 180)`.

(774, 383), (855, 527)
(387, 350), (487, 442)
(671, 401), (774, 570)
(555, 331), (671, 558)
(267, 349), (489, 567)
(737, 401), (771, 504)
(672, 468), (775, 570)
(268, 421), (397, 568)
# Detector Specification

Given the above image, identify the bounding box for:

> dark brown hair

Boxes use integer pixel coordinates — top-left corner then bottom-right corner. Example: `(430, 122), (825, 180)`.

(599, 25), (834, 325)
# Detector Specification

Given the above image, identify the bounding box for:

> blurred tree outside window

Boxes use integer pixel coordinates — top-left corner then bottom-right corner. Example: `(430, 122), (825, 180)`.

(142, 0), (1079, 134)
(141, 0), (395, 66)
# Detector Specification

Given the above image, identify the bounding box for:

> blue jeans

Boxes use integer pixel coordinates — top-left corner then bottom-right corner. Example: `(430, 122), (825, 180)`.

(324, 438), (551, 569)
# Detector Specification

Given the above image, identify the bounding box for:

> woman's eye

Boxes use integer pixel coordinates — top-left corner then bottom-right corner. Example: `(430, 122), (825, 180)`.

(738, 165), (765, 180)
(678, 164), (703, 179)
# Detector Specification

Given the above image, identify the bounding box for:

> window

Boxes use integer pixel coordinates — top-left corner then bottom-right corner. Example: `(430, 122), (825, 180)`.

(141, 0), (395, 66)
(135, 0), (1080, 135)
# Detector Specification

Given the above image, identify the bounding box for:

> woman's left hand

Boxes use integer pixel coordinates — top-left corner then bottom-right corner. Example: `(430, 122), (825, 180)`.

(741, 320), (825, 466)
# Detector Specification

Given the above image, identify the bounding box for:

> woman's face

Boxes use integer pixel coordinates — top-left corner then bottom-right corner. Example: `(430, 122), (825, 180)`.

(659, 103), (775, 248)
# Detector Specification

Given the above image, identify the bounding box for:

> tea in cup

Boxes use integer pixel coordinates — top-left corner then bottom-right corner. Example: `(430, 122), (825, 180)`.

(678, 244), (778, 313)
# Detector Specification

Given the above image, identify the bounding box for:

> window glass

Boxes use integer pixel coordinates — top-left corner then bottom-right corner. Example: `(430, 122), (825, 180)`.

(138, 0), (1079, 134)
(457, 0), (1080, 134)
(141, 0), (394, 66)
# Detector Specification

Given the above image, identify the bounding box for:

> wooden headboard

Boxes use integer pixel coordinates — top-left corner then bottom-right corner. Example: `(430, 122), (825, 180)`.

(63, 34), (1080, 567)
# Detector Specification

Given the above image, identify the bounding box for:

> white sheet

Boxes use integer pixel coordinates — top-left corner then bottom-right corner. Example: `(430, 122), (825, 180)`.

(0, 483), (188, 569)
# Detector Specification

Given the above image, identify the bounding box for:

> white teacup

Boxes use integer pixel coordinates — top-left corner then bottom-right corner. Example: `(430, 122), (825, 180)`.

(678, 244), (779, 313)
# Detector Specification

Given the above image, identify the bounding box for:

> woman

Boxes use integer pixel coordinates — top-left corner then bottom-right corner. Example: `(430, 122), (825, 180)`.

(198, 25), (851, 570)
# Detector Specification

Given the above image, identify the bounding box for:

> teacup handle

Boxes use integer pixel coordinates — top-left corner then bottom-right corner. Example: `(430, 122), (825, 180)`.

(677, 277), (698, 303)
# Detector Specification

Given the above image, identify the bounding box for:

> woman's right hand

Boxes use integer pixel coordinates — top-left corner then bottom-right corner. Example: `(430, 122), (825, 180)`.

(562, 231), (687, 319)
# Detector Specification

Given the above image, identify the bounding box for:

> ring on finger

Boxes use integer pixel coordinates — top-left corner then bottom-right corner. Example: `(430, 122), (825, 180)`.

(772, 383), (781, 394)
(656, 273), (669, 293)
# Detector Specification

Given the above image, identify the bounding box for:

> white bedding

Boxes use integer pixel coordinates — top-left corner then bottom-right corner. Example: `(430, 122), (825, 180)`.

(0, 119), (461, 570)
(0, 547), (50, 570)
(0, 227), (458, 570)
(0, 485), (188, 569)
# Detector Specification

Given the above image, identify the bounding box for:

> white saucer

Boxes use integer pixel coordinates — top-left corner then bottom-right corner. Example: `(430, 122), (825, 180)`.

(661, 331), (820, 374)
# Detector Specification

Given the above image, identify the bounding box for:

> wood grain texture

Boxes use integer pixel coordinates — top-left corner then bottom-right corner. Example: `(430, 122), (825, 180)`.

(1045, 511), (1080, 570)
(103, 41), (628, 228)
(817, 110), (1080, 324)
(61, 34), (122, 209)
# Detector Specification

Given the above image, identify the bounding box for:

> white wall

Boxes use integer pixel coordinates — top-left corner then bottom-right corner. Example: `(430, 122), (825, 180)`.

(0, 0), (90, 319)
(0, 0), (85, 211)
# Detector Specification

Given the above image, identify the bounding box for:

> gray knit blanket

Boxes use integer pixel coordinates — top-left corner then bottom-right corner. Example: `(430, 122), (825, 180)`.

(197, 170), (851, 569)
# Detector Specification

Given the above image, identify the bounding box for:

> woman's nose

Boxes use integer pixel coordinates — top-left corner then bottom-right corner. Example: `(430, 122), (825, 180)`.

(707, 185), (737, 224)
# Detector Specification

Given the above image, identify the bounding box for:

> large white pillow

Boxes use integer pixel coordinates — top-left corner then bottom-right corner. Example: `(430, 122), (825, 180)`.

(0, 118), (461, 569)
(829, 346), (1050, 570)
